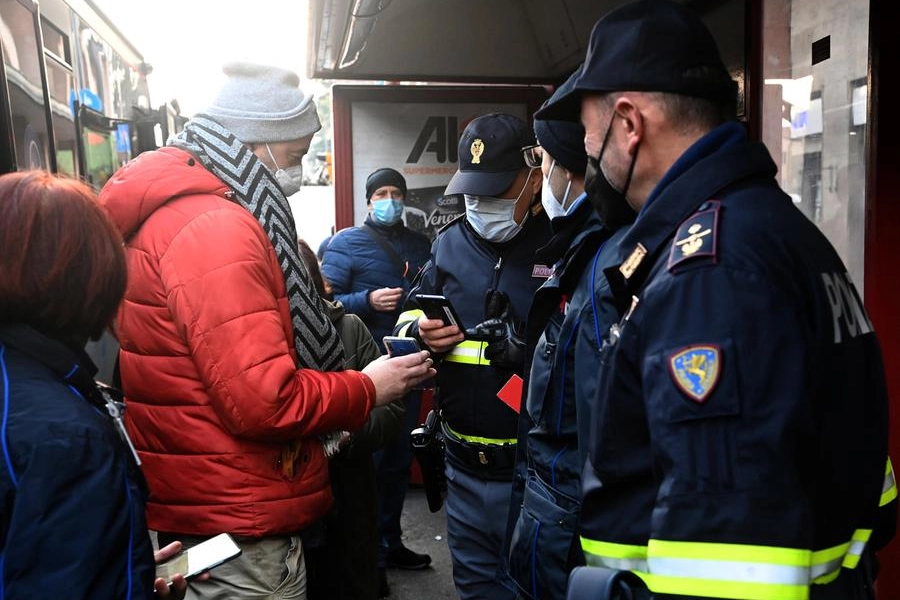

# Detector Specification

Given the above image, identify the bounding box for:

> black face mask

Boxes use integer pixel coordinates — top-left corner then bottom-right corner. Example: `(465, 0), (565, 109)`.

(585, 115), (638, 231)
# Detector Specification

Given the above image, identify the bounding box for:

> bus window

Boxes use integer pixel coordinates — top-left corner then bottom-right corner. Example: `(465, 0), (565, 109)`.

(79, 106), (129, 188)
(0, 0), (51, 171)
(46, 57), (77, 176)
(43, 18), (78, 178)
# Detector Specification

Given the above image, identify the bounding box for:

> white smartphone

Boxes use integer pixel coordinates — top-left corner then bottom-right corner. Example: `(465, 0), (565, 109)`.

(155, 533), (242, 584)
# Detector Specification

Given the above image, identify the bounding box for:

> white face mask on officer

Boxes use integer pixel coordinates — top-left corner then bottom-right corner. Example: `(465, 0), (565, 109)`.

(541, 160), (573, 221)
(266, 143), (304, 196)
(464, 170), (534, 244)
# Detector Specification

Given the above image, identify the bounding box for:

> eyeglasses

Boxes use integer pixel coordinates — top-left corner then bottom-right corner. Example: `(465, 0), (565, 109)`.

(521, 144), (543, 169)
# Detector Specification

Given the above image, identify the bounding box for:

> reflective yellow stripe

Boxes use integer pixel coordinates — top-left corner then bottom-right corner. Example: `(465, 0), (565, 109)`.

(445, 340), (491, 366)
(640, 574), (808, 600)
(581, 538), (649, 572)
(396, 309), (424, 326)
(839, 529), (871, 570)
(395, 309), (424, 337)
(581, 535), (872, 600)
(880, 457), (897, 507)
(445, 423), (516, 445)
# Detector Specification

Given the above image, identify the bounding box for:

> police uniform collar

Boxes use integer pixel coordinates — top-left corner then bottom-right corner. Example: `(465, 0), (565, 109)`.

(613, 136), (777, 283)
(536, 199), (594, 266)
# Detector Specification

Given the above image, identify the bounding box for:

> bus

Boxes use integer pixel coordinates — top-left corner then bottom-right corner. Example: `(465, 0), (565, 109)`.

(1, 0), (185, 380)
(0, 0), (183, 186)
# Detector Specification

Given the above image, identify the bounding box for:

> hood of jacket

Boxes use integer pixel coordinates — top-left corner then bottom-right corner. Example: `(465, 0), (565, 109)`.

(99, 146), (231, 240)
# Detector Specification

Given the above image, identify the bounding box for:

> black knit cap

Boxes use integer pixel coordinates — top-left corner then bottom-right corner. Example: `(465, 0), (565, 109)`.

(533, 67), (587, 175)
(445, 113), (534, 197)
(365, 168), (407, 200)
(536, 0), (737, 122)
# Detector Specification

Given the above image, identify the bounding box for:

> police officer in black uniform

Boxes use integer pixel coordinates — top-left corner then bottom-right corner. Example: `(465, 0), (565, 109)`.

(394, 113), (552, 600)
(536, 1), (897, 598)
(504, 68), (633, 600)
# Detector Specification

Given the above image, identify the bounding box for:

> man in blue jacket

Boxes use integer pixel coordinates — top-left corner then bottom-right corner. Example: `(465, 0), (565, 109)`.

(321, 167), (433, 593)
(504, 69), (632, 600)
(322, 167), (431, 349)
(537, 1), (896, 598)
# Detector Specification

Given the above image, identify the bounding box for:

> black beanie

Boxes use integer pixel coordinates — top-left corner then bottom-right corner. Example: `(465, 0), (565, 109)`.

(365, 168), (407, 200)
(533, 67), (587, 176)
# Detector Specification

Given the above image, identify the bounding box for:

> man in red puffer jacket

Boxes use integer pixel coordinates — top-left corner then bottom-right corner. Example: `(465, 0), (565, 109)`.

(99, 62), (434, 600)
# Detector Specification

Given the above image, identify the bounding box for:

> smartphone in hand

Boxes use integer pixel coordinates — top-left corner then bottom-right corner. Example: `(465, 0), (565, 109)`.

(383, 336), (434, 389)
(155, 533), (242, 585)
(414, 294), (464, 331)
(383, 336), (421, 357)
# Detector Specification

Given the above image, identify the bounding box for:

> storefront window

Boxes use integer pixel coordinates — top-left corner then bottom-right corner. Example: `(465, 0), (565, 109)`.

(761, 0), (869, 291)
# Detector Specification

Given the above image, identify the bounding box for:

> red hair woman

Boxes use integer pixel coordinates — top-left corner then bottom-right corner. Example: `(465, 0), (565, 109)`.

(0, 171), (189, 600)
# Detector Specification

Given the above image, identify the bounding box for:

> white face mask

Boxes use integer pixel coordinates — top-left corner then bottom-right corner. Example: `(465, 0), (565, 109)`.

(266, 144), (303, 196)
(464, 170), (534, 243)
(464, 195), (521, 243)
(541, 160), (573, 221)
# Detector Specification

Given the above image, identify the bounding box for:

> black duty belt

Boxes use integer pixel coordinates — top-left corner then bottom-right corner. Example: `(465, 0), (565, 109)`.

(441, 421), (517, 480)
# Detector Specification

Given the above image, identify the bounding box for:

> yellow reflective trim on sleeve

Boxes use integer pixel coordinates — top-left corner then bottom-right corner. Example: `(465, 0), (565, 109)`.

(880, 457), (897, 507)
(396, 309), (424, 327)
(839, 529), (871, 570)
(395, 309), (424, 337)
(649, 539), (810, 566)
(581, 537), (649, 572)
(444, 422), (516, 446)
(582, 535), (873, 600)
(639, 574), (809, 600)
(444, 340), (491, 366)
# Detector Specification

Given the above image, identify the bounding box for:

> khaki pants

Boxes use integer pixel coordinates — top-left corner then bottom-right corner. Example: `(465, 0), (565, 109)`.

(157, 532), (306, 600)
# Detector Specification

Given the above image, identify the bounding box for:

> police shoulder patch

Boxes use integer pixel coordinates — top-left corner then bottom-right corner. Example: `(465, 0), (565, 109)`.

(668, 344), (721, 403)
(668, 200), (720, 272)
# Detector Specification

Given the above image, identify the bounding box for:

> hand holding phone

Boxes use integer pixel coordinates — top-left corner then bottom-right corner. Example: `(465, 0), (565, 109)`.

(415, 294), (465, 331)
(383, 336), (434, 390)
(155, 533), (242, 586)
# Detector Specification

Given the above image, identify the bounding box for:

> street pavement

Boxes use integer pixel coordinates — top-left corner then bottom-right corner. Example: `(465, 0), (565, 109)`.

(386, 487), (457, 599)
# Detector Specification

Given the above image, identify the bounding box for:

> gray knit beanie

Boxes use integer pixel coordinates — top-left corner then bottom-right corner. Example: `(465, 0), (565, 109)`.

(204, 62), (322, 143)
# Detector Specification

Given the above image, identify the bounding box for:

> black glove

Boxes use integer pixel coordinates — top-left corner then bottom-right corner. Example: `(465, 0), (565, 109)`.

(483, 322), (526, 375)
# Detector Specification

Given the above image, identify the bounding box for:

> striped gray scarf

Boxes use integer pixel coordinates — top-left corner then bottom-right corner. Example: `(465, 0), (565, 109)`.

(170, 115), (344, 372)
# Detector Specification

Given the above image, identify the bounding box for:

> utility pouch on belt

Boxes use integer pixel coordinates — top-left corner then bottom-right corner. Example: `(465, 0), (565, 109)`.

(411, 409), (447, 513)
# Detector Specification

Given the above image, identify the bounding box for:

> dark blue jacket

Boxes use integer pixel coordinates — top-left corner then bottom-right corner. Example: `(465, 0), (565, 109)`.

(398, 212), (553, 457)
(0, 324), (155, 600)
(505, 198), (629, 600)
(321, 216), (431, 350)
(580, 123), (896, 598)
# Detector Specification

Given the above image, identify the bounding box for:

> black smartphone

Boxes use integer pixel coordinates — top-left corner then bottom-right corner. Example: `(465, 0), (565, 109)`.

(414, 294), (465, 331)
(383, 336), (421, 357)
(155, 533), (242, 585)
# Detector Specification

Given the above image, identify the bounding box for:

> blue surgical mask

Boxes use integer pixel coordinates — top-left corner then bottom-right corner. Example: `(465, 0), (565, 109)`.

(372, 198), (405, 225)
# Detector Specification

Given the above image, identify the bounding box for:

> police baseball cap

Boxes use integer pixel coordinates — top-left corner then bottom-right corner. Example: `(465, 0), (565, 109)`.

(444, 113), (534, 197)
(535, 0), (737, 122)
(533, 67), (587, 176)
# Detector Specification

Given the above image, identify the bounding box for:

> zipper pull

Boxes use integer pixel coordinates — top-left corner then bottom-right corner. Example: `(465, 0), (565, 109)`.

(495, 257), (503, 271)
(101, 389), (142, 466)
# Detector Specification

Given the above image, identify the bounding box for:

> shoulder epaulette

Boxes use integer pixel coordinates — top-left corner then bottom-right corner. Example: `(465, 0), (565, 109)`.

(667, 200), (720, 272)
